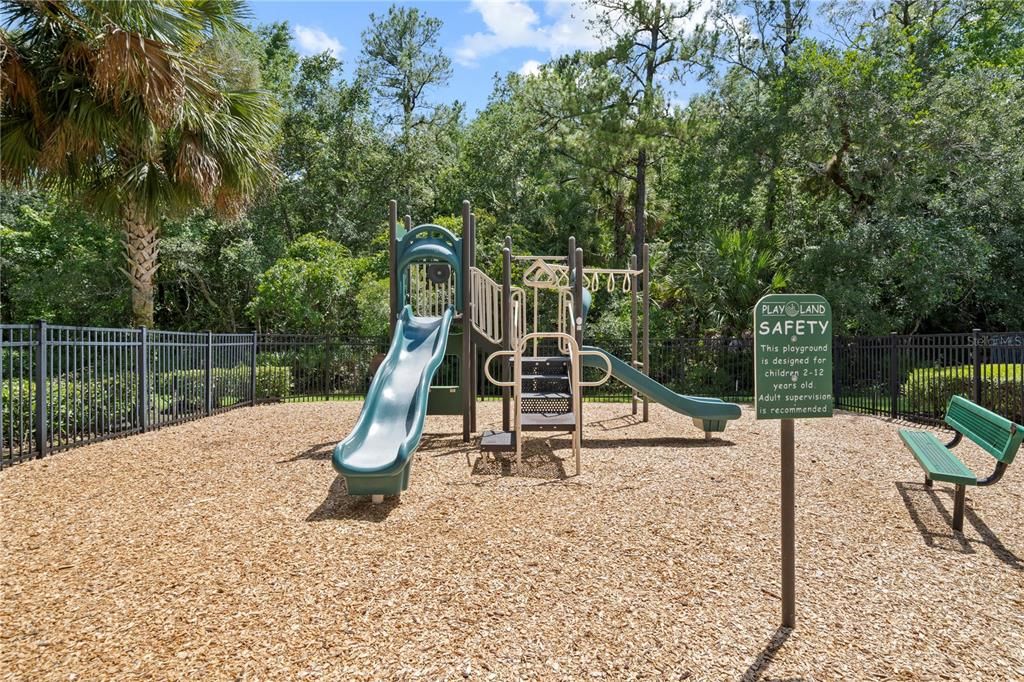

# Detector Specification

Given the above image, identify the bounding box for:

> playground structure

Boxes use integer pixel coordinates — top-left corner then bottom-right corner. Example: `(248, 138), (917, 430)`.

(332, 201), (742, 499)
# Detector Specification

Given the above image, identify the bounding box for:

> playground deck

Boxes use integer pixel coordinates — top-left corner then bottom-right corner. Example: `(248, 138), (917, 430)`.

(2, 402), (1021, 680)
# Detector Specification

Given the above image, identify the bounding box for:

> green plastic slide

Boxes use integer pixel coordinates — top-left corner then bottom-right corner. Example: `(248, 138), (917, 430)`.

(581, 345), (742, 434)
(332, 305), (454, 497)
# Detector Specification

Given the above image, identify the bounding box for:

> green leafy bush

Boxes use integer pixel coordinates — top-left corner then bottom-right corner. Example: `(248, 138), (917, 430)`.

(901, 364), (1022, 419)
(151, 365), (293, 406)
(253, 365), (293, 400)
(2, 366), (292, 450)
(2, 376), (138, 445)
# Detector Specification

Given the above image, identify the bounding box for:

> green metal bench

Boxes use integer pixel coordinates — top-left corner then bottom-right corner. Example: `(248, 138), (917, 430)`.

(899, 395), (1022, 531)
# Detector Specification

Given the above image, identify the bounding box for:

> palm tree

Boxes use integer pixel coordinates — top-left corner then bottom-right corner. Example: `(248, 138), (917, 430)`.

(1, 0), (277, 326)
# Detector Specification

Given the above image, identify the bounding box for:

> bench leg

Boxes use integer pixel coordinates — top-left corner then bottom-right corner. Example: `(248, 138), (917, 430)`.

(924, 476), (933, 488)
(952, 484), (966, 532)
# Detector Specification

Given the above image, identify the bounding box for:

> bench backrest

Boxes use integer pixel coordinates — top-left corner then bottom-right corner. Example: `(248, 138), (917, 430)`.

(944, 395), (1024, 465)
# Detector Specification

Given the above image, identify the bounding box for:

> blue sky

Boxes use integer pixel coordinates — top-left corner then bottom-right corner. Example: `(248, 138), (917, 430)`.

(246, 0), (705, 116)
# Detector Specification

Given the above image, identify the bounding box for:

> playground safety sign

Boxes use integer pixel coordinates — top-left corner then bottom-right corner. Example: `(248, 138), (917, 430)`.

(752, 293), (832, 629)
(754, 294), (833, 420)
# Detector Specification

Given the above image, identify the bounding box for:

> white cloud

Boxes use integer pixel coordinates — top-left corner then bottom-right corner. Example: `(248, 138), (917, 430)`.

(293, 25), (344, 58)
(455, 0), (602, 66)
(518, 59), (542, 76)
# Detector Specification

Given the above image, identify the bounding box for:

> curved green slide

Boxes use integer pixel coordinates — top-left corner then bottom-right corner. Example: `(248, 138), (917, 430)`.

(576, 283), (739, 433)
(332, 305), (454, 497)
(580, 347), (742, 434)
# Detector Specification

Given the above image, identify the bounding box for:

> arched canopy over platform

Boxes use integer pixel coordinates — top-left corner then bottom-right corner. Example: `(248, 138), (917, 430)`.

(397, 224), (463, 312)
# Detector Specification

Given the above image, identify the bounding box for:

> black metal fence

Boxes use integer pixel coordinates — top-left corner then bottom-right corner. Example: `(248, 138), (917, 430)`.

(1, 323), (388, 467)
(834, 330), (1023, 426)
(3, 322), (1021, 468)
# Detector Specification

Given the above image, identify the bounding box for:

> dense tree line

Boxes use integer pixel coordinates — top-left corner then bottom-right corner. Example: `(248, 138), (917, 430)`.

(2, 0), (1022, 337)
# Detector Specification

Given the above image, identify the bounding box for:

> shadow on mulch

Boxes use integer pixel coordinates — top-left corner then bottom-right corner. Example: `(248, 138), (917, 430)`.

(419, 432), (477, 457)
(468, 439), (570, 482)
(896, 481), (1022, 570)
(548, 435), (735, 450)
(587, 414), (644, 431)
(741, 626), (802, 682)
(279, 441), (335, 463)
(307, 476), (399, 522)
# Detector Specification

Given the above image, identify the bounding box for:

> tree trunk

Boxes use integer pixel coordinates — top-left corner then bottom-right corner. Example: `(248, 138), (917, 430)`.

(122, 206), (160, 327)
(634, 147), (647, 257)
(633, 0), (661, 259)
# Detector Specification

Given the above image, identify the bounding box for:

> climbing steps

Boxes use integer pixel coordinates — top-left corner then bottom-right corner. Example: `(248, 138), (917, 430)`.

(480, 355), (576, 452)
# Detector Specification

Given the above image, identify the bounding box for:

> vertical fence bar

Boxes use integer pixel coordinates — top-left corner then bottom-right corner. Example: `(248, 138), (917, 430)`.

(138, 327), (149, 432)
(250, 331), (258, 405)
(971, 328), (982, 406)
(34, 320), (48, 458)
(832, 339), (841, 411)
(205, 331), (214, 415)
(889, 332), (898, 419)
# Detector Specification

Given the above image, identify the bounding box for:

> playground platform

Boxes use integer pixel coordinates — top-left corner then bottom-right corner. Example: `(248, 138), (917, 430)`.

(1, 401), (1021, 680)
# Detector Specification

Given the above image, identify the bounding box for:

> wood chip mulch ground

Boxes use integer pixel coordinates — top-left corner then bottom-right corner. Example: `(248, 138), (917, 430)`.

(1, 401), (1022, 681)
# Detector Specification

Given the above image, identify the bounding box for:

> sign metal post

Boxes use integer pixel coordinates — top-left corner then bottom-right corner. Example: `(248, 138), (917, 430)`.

(754, 293), (833, 629)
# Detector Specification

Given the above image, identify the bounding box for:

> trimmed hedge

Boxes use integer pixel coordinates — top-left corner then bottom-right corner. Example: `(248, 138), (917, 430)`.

(1, 365), (292, 447)
(2, 375), (138, 444)
(151, 365), (293, 406)
(901, 364), (1022, 419)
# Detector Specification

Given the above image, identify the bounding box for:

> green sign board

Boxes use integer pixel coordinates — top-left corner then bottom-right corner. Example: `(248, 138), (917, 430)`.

(754, 294), (833, 420)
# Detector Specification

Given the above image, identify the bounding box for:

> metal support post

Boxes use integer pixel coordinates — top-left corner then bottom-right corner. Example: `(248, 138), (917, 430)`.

(138, 327), (149, 432)
(502, 244), (512, 432)
(889, 332), (899, 419)
(250, 331), (258, 406)
(205, 330), (214, 416)
(630, 253), (638, 415)
(461, 201), (472, 442)
(642, 243), (650, 422)
(781, 418), (796, 628)
(34, 319), (48, 458)
(388, 200), (398, 336)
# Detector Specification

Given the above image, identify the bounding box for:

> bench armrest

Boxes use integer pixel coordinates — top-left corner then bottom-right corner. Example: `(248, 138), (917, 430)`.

(945, 431), (962, 449)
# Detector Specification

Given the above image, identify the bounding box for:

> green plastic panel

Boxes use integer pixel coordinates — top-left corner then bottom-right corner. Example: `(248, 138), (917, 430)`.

(332, 305), (454, 497)
(944, 395), (1023, 465)
(581, 345), (742, 423)
(899, 428), (977, 485)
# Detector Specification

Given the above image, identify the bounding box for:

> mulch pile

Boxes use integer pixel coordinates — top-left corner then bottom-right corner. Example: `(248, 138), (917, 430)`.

(2, 401), (1022, 680)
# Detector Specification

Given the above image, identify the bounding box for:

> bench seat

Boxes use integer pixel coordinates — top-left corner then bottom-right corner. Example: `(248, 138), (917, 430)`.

(898, 395), (1022, 532)
(898, 429), (976, 486)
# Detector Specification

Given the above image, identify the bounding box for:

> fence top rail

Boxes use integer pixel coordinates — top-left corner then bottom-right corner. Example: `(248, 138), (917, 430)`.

(44, 324), (142, 334)
(257, 335), (388, 344)
(2, 322), (1022, 345)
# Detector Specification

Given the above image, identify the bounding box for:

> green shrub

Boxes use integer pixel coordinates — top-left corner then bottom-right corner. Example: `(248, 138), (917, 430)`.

(2, 365), (292, 449)
(2, 375), (138, 445)
(901, 364), (1022, 419)
(152, 365), (293, 405)
(254, 365), (292, 399)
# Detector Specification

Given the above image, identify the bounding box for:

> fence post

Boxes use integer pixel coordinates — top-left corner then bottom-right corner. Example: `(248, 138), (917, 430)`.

(832, 339), (841, 410)
(34, 319), (48, 458)
(205, 331), (214, 415)
(250, 331), (258, 406)
(889, 332), (899, 419)
(972, 328), (982, 404)
(138, 327), (149, 432)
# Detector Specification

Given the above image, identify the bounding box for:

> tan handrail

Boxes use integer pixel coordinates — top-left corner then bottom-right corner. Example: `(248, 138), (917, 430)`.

(513, 332), (582, 474)
(480, 331), (586, 475)
(470, 266), (526, 347)
(482, 350), (515, 388)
